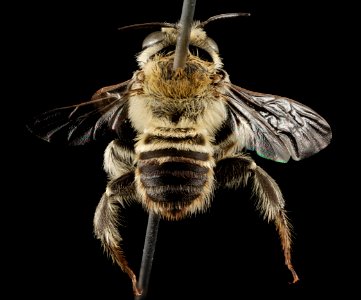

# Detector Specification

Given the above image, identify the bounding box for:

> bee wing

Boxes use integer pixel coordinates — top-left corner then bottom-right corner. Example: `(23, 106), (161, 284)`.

(225, 84), (332, 162)
(27, 80), (131, 146)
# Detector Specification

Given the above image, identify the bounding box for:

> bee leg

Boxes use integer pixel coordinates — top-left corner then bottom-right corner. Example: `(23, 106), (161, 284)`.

(94, 140), (141, 295)
(215, 154), (299, 283)
(103, 139), (135, 180)
(93, 171), (142, 296)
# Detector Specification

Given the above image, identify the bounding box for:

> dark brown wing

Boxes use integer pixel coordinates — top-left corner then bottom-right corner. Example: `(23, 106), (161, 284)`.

(26, 80), (131, 146)
(224, 83), (332, 162)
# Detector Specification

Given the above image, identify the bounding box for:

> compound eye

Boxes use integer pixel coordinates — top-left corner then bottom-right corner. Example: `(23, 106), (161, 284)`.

(206, 37), (219, 53)
(142, 31), (166, 49)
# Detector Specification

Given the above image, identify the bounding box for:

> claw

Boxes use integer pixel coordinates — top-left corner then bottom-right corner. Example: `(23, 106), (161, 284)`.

(131, 274), (142, 296)
(287, 263), (299, 284)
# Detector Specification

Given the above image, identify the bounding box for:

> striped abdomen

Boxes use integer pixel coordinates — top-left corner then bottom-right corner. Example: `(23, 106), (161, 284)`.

(135, 127), (215, 220)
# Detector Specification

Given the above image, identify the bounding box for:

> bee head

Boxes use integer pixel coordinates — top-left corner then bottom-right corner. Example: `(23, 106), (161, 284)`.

(119, 13), (249, 70)
(137, 24), (222, 70)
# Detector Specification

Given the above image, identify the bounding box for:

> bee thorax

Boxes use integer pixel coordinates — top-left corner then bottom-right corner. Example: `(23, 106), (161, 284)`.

(141, 57), (215, 99)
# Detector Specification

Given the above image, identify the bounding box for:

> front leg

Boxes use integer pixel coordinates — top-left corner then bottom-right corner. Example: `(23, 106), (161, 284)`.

(215, 154), (299, 283)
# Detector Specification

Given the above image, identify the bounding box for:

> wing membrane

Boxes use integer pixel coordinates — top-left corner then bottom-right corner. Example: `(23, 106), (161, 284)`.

(27, 81), (131, 146)
(225, 84), (332, 162)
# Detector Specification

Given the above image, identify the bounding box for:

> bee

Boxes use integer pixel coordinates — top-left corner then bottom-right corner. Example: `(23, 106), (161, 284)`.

(27, 13), (332, 295)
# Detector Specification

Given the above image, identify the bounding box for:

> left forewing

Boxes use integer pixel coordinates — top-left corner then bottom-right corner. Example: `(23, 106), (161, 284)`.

(26, 81), (131, 146)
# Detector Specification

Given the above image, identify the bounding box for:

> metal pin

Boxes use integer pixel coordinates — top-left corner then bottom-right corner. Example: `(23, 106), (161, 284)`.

(135, 1), (197, 299)
(173, 0), (197, 69)
(135, 212), (160, 300)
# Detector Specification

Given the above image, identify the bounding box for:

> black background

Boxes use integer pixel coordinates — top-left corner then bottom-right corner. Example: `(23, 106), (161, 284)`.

(8, 0), (354, 299)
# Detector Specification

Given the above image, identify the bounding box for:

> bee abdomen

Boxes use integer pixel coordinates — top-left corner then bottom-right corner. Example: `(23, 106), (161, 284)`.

(144, 133), (206, 145)
(139, 148), (209, 161)
(138, 148), (210, 203)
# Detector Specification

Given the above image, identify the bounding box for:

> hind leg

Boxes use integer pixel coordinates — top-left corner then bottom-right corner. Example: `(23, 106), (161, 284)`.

(93, 140), (141, 295)
(93, 171), (142, 296)
(215, 154), (299, 283)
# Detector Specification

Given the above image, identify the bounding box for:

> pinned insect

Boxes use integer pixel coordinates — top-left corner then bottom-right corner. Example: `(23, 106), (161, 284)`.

(27, 13), (332, 295)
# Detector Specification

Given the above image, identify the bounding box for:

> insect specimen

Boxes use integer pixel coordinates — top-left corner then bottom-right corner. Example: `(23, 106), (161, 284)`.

(27, 13), (332, 295)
